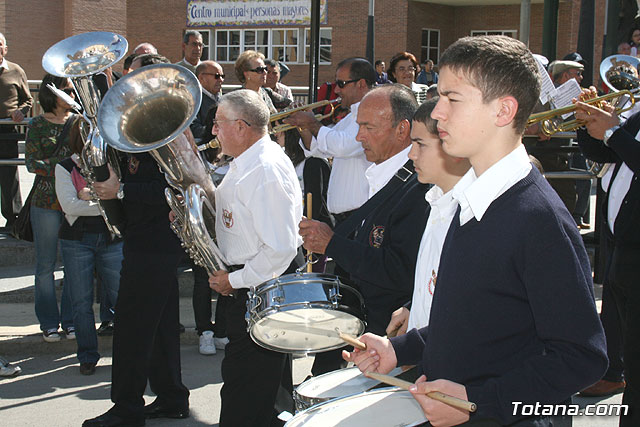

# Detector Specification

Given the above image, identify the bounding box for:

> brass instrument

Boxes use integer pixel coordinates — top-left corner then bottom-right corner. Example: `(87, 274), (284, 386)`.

(270, 98), (342, 133)
(97, 64), (227, 274)
(599, 54), (640, 94)
(527, 91), (635, 136)
(42, 32), (128, 237)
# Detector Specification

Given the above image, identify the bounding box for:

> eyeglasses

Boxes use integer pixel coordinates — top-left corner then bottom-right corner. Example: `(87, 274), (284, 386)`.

(396, 66), (416, 73)
(248, 66), (268, 74)
(335, 78), (359, 88)
(62, 88), (75, 96)
(201, 72), (225, 79)
(212, 118), (252, 128)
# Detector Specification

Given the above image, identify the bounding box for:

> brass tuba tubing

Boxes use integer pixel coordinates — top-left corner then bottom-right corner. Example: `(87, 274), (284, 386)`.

(269, 98), (341, 134)
(527, 90), (635, 136)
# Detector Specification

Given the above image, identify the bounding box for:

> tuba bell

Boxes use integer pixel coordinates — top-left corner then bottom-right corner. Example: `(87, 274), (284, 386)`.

(600, 54), (640, 95)
(97, 64), (227, 274)
(42, 31), (128, 237)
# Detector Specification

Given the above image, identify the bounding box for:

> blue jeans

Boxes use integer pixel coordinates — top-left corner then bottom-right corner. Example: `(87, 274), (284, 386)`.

(61, 233), (123, 363)
(31, 206), (73, 331)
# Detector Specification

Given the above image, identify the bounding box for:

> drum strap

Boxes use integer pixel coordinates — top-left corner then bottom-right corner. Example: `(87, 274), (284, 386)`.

(333, 159), (415, 238)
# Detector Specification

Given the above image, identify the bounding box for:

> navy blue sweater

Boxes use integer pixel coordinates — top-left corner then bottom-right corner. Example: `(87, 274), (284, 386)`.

(391, 168), (607, 425)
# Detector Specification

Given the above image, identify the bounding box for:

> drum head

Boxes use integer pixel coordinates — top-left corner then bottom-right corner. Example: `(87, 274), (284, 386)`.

(285, 388), (428, 427)
(248, 273), (365, 354)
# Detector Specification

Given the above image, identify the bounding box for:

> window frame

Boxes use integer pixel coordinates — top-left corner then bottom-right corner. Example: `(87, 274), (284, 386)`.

(420, 28), (440, 65)
(470, 30), (518, 38)
(303, 27), (333, 65)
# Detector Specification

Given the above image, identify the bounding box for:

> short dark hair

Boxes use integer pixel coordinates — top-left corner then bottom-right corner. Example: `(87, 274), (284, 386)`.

(374, 60), (384, 67)
(336, 57), (376, 88)
(438, 35), (540, 134)
(412, 97), (439, 136)
(264, 58), (278, 68)
(368, 84), (419, 126)
(123, 53), (138, 70)
(39, 74), (71, 113)
(183, 30), (202, 44)
(135, 53), (170, 68)
(388, 52), (419, 83)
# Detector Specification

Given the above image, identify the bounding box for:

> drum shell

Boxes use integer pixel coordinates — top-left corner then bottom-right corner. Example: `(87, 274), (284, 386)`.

(246, 273), (366, 355)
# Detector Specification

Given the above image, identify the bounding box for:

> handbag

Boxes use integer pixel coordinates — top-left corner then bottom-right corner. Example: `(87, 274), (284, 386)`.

(11, 113), (78, 241)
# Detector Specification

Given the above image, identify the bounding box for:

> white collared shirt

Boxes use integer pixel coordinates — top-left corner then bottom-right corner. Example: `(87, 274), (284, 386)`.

(606, 127), (640, 233)
(0, 58), (8, 71)
(452, 144), (532, 225)
(407, 185), (458, 331)
(215, 135), (303, 289)
(365, 145), (411, 198)
(202, 87), (221, 103)
(301, 102), (372, 214)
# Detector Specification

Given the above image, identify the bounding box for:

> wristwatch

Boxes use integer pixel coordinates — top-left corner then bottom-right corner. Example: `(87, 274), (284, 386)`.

(116, 183), (125, 200)
(603, 125), (620, 147)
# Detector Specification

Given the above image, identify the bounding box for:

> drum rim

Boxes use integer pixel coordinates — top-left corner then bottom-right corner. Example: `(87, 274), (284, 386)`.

(285, 387), (428, 427)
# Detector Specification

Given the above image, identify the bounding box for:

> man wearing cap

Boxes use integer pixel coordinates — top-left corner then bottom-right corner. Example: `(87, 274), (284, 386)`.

(550, 60), (584, 87)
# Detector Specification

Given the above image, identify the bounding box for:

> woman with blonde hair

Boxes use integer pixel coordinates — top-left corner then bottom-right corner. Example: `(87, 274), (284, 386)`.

(234, 50), (291, 112)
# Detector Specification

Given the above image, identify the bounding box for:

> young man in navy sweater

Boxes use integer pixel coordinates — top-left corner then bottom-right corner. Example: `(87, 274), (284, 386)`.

(344, 35), (607, 426)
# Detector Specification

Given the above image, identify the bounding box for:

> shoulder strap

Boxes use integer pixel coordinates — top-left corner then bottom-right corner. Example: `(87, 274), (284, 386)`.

(334, 159), (415, 236)
(53, 113), (78, 157)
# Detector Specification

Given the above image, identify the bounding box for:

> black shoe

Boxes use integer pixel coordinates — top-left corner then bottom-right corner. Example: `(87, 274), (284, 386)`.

(143, 400), (189, 419)
(80, 362), (97, 375)
(97, 321), (114, 336)
(82, 410), (145, 427)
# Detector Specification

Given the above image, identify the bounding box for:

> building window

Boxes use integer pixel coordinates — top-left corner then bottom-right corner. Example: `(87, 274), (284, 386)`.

(272, 29), (298, 62)
(196, 30), (211, 60)
(304, 28), (332, 64)
(244, 29), (269, 57)
(470, 30), (517, 38)
(216, 29), (241, 63)
(420, 29), (439, 64)
(214, 28), (305, 64)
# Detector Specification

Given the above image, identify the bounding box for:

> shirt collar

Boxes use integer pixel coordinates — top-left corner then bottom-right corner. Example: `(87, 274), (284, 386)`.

(231, 134), (271, 173)
(202, 87), (220, 101)
(0, 58), (8, 70)
(365, 145), (411, 197)
(452, 144), (531, 222)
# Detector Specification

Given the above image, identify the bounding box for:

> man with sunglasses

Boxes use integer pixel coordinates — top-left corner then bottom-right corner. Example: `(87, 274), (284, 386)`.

(191, 60), (224, 140)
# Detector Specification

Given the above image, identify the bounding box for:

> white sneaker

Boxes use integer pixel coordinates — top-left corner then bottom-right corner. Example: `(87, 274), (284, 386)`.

(199, 331), (216, 355)
(214, 336), (229, 350)
(43, 328), (61, 342)
(65, 327), (76, 340)
(0, 357), (21, 377)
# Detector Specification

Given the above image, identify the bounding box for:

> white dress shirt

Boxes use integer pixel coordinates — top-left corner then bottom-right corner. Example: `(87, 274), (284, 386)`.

(0, 58), (8, 70)
(365, 145), (411, 198)
(301, 102), (372, 214)
(452, 144), (532, 226)
(606, 127), (640, 233)
(407, 185), (458, 331)
(215, 135), (303, 289)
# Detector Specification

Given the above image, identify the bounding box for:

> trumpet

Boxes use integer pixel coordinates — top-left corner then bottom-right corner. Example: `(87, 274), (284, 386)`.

(270, 98), (342, 133)
(527, 90), (635, 136)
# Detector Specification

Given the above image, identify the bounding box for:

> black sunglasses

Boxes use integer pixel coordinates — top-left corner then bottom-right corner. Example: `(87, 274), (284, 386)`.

(248, 66), (268, 74)
(335, 78), (359, 88)
(202, 72), (225, 79)
(62, 88), (75, 95)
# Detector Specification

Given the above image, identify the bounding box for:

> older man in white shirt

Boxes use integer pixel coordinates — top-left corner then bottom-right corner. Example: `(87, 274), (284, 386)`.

(208, 89), (302, 427)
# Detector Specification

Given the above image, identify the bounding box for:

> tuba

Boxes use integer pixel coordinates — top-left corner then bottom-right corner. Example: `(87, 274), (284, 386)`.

(97, 64), (227, 274)
(600, 54), (640, 95)
(42, 31), (128, 237)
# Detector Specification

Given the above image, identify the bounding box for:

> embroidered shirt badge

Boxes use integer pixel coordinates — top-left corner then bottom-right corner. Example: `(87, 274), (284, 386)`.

(223, 209), (234, 228)
(369, 225), (385, 248)
(128, 156), (140, 175)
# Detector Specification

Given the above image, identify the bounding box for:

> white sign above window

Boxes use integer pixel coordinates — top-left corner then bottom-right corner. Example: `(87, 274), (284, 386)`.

(187, 0), (328, 27)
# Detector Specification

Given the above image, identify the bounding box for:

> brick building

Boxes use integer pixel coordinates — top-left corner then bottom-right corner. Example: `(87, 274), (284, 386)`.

(0, 0), (606, 87)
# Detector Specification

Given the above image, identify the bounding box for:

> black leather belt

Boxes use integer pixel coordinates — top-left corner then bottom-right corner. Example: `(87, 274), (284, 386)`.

(333, 209), (356, 226)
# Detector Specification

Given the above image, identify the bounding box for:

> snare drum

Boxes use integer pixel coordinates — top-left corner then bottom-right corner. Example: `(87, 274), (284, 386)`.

(294, 366), (403, 411)
(246, 273), (365, 354)
(285, 388), (428, 427)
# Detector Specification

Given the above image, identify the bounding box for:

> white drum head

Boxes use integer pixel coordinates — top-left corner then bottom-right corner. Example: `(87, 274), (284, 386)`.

(296, 367), (404, 401)
(286, 388), (427, 427)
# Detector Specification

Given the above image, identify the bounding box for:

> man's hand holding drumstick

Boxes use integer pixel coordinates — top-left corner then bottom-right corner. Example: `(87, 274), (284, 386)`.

(343, 333), (472, 426)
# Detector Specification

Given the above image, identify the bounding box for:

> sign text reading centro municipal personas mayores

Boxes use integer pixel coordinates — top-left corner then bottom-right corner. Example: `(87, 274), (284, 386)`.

(187, 0), (328, 27)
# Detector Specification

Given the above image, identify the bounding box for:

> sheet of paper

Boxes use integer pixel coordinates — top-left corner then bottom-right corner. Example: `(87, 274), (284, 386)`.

(535, 57), (557, 105)
(554, 79), (583, 118)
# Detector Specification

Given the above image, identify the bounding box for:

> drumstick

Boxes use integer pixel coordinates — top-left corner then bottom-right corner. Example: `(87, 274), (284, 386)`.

(306, 193), (313, 273)
(363, 372), (477, 413)
(338, 331), (367, 350)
